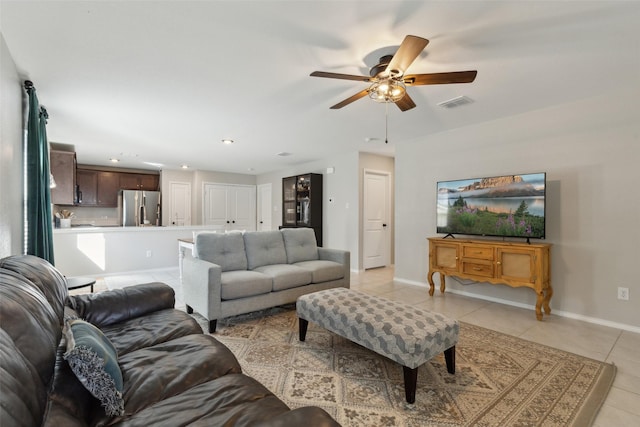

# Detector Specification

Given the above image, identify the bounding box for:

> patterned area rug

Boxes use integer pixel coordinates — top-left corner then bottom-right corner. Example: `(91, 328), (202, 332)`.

(196, 305), (615, 427)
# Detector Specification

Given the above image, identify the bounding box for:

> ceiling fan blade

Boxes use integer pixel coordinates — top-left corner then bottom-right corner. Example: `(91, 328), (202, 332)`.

(395, 93), (416, 112)
(330, 89), (370, 109)
(404, 70), (478, 85)
(310, 71), (371, 82)
(386, 35), (429, 75)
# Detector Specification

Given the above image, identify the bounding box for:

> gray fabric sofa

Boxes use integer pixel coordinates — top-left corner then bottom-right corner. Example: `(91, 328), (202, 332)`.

(183, 228), (350, 332)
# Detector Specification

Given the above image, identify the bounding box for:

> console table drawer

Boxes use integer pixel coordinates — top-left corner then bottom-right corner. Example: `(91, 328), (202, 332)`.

(462, 245), (494, 260)
(461, 261), (494, 277)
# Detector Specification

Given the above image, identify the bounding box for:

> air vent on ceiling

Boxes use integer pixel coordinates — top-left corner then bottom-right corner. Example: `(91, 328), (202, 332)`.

(437, 95), (474, 109)
(277, 152), (292, 157)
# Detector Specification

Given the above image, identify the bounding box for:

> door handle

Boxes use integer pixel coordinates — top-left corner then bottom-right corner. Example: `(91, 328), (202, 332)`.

(382, 223), (387, 227)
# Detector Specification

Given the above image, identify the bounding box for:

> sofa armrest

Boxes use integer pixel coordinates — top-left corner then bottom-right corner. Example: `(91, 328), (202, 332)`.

(67, 282), (175, 327)
(182, 255), (223, 321)
(318, 248), (350, 286)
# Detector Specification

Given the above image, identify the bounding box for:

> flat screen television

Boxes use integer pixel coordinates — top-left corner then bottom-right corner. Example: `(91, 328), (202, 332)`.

(436, 172), (546, 239)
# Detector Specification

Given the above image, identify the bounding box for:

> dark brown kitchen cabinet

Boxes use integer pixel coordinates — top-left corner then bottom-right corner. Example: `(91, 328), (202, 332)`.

(119, 173), (159, 191)
(76, 169), (97, 206)
(49, 150), (76, 205)
(76, 169), (119, 207)
(98, 172), (119, 206)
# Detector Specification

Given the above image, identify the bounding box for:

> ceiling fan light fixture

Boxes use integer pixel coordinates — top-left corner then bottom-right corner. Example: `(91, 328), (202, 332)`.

(368, 78), (406, 103)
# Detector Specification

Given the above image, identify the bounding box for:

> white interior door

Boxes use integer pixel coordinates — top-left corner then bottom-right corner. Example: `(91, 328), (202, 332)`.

(363, 170), (390, 269)
(229, 185), (256, 231)
(257, 183), (272, 231)
(169, 181), (191, 226)
(203, 184), (229, 227)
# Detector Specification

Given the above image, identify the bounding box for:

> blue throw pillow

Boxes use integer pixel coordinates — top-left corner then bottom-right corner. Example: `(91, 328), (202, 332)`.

(63, 319), (124, 416)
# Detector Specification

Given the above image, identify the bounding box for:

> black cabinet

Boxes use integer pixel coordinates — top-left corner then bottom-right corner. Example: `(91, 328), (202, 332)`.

(282, 173), (322, 246)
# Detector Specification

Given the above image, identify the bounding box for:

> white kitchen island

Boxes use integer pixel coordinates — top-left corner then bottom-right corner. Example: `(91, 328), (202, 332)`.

(53, 225), (221, 277)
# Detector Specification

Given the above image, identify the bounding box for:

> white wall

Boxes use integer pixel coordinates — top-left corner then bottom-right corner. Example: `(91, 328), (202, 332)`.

(257, 151), (360, 262)
(395, 88), (640, 328)
(0, 34), (24, 257)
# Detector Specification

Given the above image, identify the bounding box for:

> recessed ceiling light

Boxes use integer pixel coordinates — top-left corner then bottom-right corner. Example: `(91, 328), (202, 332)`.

(221, 139), (234, 145)
(181, 164), (189, 169)
(247, 167), (255, 172)
(110, 158), (119, 163)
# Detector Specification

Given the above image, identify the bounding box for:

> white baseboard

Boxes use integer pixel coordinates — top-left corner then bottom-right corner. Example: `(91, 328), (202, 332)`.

(84, 266), (178, 280)
(394, 277), (640, 334)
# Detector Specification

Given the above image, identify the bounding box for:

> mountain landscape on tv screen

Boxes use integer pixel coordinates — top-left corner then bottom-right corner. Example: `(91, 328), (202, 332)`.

(437, 174), (546, 238)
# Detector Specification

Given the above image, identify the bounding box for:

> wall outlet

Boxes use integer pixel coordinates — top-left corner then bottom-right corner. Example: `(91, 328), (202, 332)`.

(146, 250), (152, 258)
(617, 287), (629, 301)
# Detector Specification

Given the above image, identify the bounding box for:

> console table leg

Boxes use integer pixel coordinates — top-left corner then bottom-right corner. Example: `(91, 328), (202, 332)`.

(439, 273), (446, 293)
(427, 271), (436, 296)
(535, 291), (544, 320)
(543, 286), (553, 315)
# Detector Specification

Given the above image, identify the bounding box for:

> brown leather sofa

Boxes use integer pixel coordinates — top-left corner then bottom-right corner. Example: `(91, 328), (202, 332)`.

(0, 254), (339, 427)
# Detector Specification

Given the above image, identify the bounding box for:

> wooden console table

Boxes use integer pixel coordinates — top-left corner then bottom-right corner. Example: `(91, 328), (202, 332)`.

(427, 237), (552, 320)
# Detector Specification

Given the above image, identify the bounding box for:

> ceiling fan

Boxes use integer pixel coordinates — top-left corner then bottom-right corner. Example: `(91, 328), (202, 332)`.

(311, 35), (477, 112)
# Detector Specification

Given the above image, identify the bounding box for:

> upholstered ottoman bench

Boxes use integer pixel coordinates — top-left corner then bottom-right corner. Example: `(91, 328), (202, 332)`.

(296, 287), (459, 404)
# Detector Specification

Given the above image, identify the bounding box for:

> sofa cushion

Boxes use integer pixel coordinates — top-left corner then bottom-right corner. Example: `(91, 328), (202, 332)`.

(294, 260), (345, 283)
(253, 264), (313, 291)
(191, 230), (224, 258)
(63, 319), (124, 417)
(100, 308), (203, 356)
(220, 270), (272, 300)
(113, 334), (243, 418)
(243, 230), (287, 269)
(282, 228), (319, 264)
(95, 373), (291, 427)
(196, 232), (247, 272)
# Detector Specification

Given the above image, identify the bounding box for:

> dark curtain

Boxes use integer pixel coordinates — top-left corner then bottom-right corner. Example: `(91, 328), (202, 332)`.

(24, 80), (55, 264)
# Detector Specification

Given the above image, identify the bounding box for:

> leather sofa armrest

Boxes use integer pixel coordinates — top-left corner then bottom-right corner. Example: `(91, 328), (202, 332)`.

(67, 282), (175, 327)
(255, 407), (341, 427)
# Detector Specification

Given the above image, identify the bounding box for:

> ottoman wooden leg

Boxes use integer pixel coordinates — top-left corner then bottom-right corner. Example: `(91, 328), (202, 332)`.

(444, 346), (456, 374)
(299, 318), (309, 341)
(402, 366), (418, 404)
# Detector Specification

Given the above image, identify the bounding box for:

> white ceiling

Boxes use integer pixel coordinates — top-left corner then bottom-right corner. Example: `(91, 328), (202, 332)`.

(2, 1), (638, 175)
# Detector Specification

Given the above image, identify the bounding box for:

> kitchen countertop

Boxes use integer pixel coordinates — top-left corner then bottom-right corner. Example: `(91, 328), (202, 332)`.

(53, 225), (223, 234)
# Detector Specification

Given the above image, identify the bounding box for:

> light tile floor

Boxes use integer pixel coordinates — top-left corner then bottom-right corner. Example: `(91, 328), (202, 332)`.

(76, 266), (639, 426)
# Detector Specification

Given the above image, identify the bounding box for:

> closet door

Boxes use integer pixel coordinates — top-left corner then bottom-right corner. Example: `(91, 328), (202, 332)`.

(203, 183), (256, 231)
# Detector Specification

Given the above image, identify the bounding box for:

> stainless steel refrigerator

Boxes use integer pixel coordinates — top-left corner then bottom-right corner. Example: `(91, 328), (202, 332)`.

(120, 190), (161, 226)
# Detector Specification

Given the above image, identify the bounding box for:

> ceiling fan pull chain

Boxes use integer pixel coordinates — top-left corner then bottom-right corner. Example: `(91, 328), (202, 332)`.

(385, 102), (389, 144)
